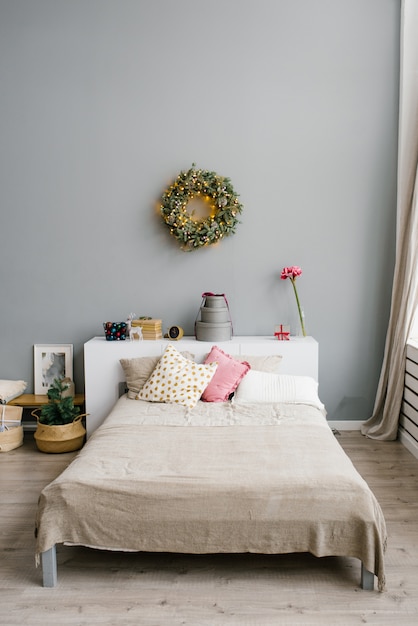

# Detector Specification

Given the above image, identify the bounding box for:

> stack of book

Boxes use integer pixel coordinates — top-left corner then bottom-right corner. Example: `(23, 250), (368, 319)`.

(131, 318), (163, 340)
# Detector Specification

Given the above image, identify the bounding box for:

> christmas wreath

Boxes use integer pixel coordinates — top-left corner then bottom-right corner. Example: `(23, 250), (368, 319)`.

(160, 165), (243, 251)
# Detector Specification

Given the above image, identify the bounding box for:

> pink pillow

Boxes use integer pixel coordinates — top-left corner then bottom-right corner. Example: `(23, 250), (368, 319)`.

(202, 346), (250, 402)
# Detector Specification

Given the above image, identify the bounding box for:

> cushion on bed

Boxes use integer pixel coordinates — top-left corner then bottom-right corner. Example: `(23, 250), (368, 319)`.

(233, 370), (324, 410)
(231, 354), (282, 373)
(119, 356), (160, 399)
(202, 354), (282, 373)
(201, 346), (251, 402)
(120, 352), (194, 399)
(138, 345), (217, 408)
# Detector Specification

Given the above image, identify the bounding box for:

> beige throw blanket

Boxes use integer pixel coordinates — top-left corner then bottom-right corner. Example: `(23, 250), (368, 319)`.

(35, 399), (386, 590)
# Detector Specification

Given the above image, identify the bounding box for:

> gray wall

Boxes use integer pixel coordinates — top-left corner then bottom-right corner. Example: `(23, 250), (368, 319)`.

(0, 0), (400, 421)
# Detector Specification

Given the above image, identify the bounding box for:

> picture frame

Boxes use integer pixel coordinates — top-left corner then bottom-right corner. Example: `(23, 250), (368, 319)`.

(34, 344), (73, 395)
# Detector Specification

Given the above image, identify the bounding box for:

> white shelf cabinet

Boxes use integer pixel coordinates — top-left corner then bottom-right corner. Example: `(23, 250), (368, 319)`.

(84, 335), (318, 437)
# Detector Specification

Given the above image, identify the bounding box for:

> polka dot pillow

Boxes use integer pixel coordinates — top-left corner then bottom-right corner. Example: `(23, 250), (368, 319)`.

(138, 344), (218, 409)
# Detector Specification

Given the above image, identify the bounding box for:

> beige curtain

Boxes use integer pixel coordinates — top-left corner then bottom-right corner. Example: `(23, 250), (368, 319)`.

(362, 0), (418, 440)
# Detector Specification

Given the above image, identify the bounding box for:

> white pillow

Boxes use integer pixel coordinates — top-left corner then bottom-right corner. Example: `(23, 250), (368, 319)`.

(233, 370), (324, 410)
(138, 344), (217, 409)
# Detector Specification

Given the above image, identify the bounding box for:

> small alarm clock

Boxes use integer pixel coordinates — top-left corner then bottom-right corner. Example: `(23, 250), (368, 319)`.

(166, 326), (184, 340)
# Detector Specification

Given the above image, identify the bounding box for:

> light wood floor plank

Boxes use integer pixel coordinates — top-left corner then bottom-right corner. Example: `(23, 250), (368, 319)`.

(1, 431), (418, 625)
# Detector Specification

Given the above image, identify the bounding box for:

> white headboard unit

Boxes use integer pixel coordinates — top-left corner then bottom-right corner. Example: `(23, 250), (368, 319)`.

(84, 335), (319, 437)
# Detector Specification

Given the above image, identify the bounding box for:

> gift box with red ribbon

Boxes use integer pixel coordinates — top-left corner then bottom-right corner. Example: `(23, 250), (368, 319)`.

(274, 324), (290, 341)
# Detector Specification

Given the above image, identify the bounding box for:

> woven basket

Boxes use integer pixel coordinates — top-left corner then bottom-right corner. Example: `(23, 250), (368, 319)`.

(32, 412), (86, 454)
(0, 405), (23, 452)
(0, 425), (24, 452)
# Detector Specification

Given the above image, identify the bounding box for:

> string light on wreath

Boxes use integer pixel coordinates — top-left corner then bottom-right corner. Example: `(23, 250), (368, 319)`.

(159, 165), (243, 251)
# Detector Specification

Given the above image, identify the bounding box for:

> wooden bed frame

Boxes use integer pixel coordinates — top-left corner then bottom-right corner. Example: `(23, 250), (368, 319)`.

(37, 336), (381, 590)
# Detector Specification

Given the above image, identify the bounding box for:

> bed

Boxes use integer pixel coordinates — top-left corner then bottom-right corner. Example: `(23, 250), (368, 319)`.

(35, 342), (387, 591)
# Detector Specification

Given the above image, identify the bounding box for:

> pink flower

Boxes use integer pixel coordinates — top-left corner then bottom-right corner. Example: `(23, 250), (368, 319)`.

(280, 266), (306, 336)
(281, 266), (302, 280)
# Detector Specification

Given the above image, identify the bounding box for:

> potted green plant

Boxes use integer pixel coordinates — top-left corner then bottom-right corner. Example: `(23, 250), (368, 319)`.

(32, 378), (86, 453)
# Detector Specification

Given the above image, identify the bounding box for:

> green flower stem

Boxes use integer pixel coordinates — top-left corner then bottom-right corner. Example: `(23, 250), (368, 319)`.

(290, 279), (306, 337)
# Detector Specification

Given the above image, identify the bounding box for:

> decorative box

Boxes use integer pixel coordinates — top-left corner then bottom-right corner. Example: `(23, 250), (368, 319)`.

(195, 293), (232, 342)
(274, 324), (290, 341)
(103, 322), (127, 341)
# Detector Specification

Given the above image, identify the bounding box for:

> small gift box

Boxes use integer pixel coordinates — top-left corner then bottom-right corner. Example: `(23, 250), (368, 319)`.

(103, 322), (127, 341)
(274, 324), (290, 341)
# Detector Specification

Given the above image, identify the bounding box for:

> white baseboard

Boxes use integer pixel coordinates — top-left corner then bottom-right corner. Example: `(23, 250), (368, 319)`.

(398, 428), (418, 460)
(327, 420), (363, 431)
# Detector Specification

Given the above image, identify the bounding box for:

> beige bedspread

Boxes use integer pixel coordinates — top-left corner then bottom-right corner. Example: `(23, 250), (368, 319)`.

(35, 398), (386, 590)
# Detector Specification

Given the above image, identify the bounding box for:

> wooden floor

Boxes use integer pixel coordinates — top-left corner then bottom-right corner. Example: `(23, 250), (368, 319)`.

(1, 431), (418, 625)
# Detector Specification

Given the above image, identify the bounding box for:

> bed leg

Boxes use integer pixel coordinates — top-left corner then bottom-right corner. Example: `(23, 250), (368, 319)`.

(41, 546), (57, 587)
(361, 563), (374, 590)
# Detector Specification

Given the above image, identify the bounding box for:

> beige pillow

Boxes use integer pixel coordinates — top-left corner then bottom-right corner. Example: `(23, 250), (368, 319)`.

(138, 345), (217, 408)
(231, 355), (282, 373)
(120, 351), (195, 399)
(120, 356), (160, 399)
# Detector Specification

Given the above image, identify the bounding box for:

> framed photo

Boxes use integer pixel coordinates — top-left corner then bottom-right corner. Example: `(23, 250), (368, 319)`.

(34, 344), (73, 395)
